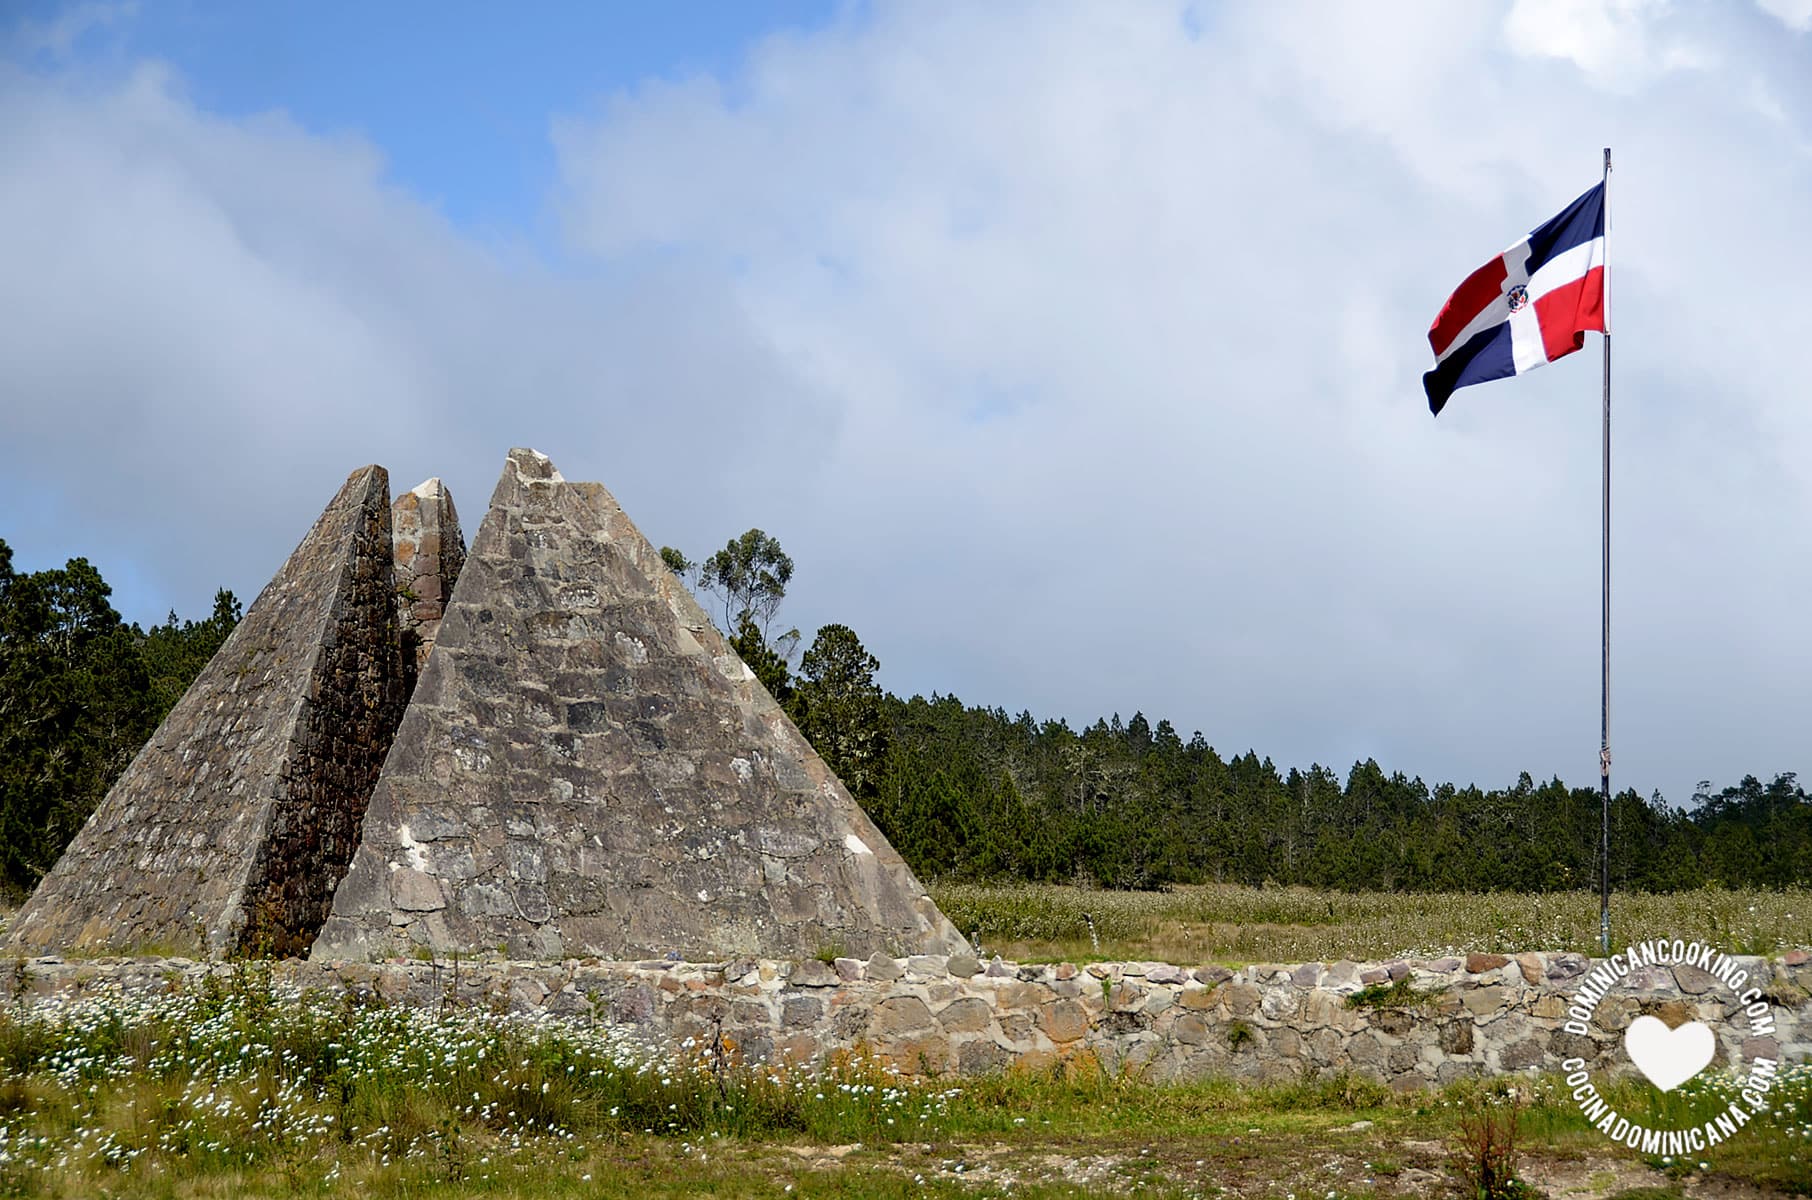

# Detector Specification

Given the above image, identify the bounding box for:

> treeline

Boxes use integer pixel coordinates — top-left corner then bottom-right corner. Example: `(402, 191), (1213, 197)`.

(6, 529), (1807, 900)
(866, 694), (1808, 893)
(660, 529), (1809, 894)
(0, 539), (240, 896)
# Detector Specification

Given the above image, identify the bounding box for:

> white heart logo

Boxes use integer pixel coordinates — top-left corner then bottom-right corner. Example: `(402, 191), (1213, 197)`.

(1624, 1015), (1716, 1092)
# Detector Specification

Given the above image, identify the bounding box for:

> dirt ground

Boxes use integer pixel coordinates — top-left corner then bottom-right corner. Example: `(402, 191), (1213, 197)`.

(770, 1125), (1781, 1199)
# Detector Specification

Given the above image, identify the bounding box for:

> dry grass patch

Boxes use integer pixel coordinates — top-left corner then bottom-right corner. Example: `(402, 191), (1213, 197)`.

(931, 882), (1812, 964)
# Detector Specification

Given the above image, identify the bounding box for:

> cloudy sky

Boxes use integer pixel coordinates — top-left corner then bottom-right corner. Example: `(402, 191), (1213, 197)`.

(3, 0), (1808, 807)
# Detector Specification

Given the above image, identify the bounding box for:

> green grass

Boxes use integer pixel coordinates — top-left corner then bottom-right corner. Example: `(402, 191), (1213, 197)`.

(0, 971), (1393, 1198)
(5, 969), (1812, 1198)
(6, 885), (1812, 1195)
(1343, 976), (1446, 1010)
(931, 881), (1812, 964)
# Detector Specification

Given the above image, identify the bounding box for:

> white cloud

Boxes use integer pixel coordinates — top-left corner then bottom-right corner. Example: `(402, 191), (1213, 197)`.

(548, 0), (1812, 799)
(1504, 0), (1714, 88)
(1756, 0), (1812, 31)
(0, 59), (830, 626)
(3, 1), (1810, 804)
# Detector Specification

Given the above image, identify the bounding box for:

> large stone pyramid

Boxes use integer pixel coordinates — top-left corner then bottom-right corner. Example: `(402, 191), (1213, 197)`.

(312, 449), (964, 962)
(7, 467), (407, 957)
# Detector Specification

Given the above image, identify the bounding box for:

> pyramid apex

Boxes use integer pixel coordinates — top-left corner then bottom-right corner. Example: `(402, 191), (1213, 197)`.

(506, 447), (564, 483)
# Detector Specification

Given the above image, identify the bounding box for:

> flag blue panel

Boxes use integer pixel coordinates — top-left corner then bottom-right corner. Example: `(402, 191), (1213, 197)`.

(1424, 321), (1515, 415)
(1526, 184), (1604, 273)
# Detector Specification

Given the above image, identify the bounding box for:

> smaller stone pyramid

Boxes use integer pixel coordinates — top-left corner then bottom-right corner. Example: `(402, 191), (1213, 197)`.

(313, 448), (965, 962)
(6, 467), (407, 958)
(392, 477), (466, 696)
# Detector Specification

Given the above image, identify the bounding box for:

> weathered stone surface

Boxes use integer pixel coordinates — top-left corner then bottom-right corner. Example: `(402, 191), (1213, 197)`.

(7, 467), (406, 958)
(788, 960), (839, 988)
(1260, 988), (1298, 1020)
(15, 948), (1812, 1088)
(1546, 953), (1588, 981)
(392, 478), (466, 696)
(782, 994), (822, 1027)
(1673, 963), (1718, 995)
(936, 996), (993, 1033)
(958, 1038), (1011, 1075)
(1324, 961), (1360, 988)
(870, 995), (934, 1035)
(1039, 999), (1091, 1043)
(1174, 1012), (1211, 1045)
(313, 449), (964, 963)
(1531, 994), (1569, 1019)
(1108, 982), (1146, 1012)
(1500, 1037), (1544, 1069)
(1462, 985), (1507, 1018)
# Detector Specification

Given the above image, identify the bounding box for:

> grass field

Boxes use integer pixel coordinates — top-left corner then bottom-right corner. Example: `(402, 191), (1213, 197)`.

(928, 882), (1812, 964)
(6, 886), (1812, 1196)
(2, 964), (1809, 1199)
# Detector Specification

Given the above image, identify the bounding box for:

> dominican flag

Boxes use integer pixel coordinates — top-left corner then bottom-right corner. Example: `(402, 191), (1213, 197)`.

(1424, 183), (1607, 415)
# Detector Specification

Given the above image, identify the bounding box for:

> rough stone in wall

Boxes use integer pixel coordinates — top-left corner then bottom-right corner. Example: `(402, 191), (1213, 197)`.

(312, 447), (967, 963)
(5, 467), (408, 959)
(392, 477), (466, 696)
(18, 950), (1812, 1090)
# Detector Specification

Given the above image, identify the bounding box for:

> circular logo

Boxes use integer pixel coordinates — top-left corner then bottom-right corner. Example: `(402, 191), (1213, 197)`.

(1559, 938), (1780, 1157)
(1507, 284), (1530, 313)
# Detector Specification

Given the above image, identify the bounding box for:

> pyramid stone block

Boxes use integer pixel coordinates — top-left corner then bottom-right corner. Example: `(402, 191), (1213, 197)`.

(392, 477), (466, 696)
(312, 448), (965, 962)
(6, 467), (407, 958)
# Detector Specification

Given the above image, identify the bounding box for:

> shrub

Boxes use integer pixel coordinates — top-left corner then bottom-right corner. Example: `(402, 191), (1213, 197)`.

(1450, 1089), (1537, 1200)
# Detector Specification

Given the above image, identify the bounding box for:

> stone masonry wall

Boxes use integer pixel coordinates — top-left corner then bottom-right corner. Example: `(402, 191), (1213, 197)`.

(17, 950), (1810, 1089)
(4, 467), (406, 959)
(238, 483), (410, 958)
(392, 478), (465, 698)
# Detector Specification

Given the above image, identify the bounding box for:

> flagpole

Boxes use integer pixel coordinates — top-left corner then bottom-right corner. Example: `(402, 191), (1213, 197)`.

(1599, 146), (1613, 957)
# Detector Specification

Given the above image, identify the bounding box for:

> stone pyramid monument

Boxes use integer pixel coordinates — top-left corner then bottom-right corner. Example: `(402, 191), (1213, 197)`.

(6, 467), (407, 958)
(312, 449), (964, 962)
(9, 447), (962, 962)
